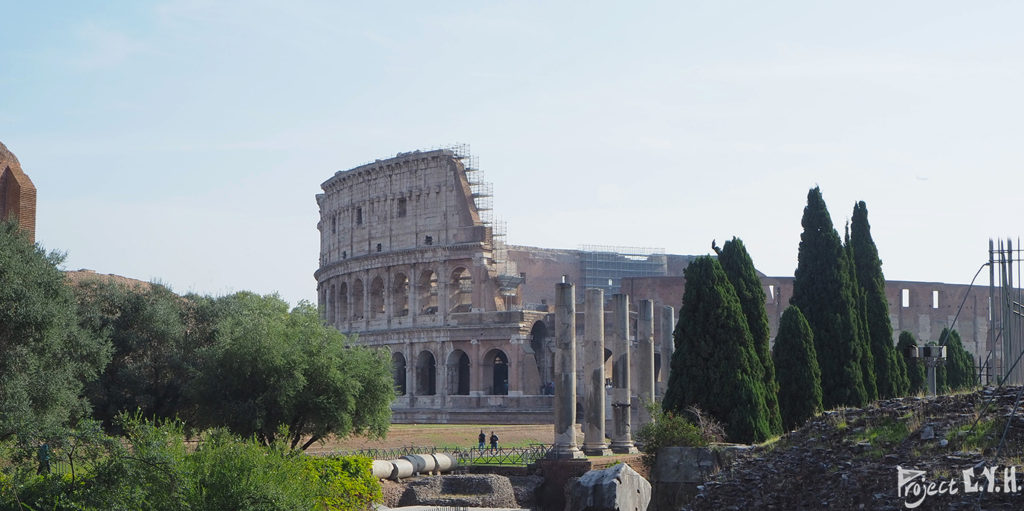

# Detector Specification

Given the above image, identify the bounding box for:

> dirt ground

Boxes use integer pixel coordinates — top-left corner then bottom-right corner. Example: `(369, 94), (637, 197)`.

(306, 424), (584, 454)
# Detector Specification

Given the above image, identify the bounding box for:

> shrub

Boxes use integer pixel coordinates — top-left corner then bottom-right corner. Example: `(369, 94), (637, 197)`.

(305, 455), (382, 511)
(636, 404), (720, 469)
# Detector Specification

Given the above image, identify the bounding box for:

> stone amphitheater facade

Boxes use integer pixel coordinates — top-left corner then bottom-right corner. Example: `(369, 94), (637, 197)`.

(316, 148), (1000, 423)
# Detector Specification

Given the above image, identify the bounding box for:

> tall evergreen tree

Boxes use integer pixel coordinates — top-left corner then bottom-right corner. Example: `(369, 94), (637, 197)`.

(791, 187), (869, 409)
(716, 237), (782, 435)
(664, 256), (771, 444)
(940, 328), (977, 391)
(850, 202), (909, 398)
(897, 331), (926, 395)
(845, 225), (878, 402)
(772, 306), (822, 431)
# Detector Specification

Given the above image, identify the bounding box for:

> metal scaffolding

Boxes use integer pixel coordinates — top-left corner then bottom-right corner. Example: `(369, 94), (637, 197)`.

(579, 245), (668, 297)
(991, 238), (1024, 385)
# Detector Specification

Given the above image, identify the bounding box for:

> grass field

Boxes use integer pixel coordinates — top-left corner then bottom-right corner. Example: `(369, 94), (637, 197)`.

(307, 423), (583, 454)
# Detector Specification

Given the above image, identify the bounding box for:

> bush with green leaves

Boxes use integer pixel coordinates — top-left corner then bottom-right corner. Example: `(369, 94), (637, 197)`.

(305, 455), (382, 511)
(636, 405), (708, 469)
(772, 306), (823, 431)
(0, 415), (383, 511)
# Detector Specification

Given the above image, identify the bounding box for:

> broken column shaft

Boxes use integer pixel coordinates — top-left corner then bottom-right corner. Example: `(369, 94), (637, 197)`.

(552, 282), (584, 459)
(582, 288), (612, 456)
(610, 293), (638, 454)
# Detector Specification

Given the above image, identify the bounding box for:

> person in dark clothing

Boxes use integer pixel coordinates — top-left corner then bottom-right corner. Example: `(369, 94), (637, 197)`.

(478, 430), (486, 450)
(489, 431), (499, 451)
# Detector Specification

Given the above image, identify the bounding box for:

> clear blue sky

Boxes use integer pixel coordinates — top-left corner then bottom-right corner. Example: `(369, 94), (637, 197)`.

(3, 1), (1023, 306)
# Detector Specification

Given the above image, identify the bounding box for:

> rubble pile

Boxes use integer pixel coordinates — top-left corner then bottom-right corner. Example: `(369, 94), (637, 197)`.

(686, 386), (1024, 510)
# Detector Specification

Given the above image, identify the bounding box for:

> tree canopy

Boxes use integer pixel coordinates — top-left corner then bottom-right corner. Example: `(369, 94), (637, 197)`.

(74, 280), (201, 431)
(0, 221), (110, 442)
(850, 201), (909, 398)
(664, 256), (771, 444)
(190, 292), (393, 449)
(716, 237), (782, 435)
(939, 328), (976, 392)
(791, 187), (870, 409)
(772, 305), (822, 431)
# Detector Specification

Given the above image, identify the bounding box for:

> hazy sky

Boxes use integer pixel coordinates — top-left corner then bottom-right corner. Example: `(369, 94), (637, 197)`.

(4, 1), (1023, 306)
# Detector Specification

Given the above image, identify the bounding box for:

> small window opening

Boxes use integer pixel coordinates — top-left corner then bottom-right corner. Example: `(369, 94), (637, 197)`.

(901, 289), (910, 308)
(356, 207), (363, 225)
(331, 216), (336, 234)
(342, 251), (347, 259)
(398, 198), (407, 217)
(768, 284), (775, 302)
(932, 290), (939, 309)
(376, 243), (382, 253)
(425, 235), (433, 246)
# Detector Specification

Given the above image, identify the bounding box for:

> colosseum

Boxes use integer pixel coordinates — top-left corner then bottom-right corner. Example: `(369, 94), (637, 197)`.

(315, 147), (1006, 424)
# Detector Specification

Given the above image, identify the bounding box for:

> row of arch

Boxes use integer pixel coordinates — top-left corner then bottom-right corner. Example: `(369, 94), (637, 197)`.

(391, 348), (509, 397)
(323, 267), (473, 323)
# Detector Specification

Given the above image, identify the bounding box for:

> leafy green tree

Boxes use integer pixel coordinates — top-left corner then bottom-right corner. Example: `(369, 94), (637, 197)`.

(0, 221), (110, 442)
(189, 292), (394, 449)
(664, 256), (771, 444)
(791, 187), (869, 409)
(74, 281), (202, 431)
(772, 306), (822, 431)
(940, 328), (977, 392)
(850, 202), (909, 398)
(897, 331), (926, 395)
(716, 237), (782, 435)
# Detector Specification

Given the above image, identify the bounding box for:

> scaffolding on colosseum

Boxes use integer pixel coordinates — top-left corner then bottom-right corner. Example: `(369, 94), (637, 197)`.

(446, 144), (521, 305)
(579, 245), (668, 297)
(991, 238), (1024, 385)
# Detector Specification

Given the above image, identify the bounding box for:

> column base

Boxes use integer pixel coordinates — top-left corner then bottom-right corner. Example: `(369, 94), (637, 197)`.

(582, 444), (613, 456)
(548, 445), (587, 459)
(610, 442), (639, 454)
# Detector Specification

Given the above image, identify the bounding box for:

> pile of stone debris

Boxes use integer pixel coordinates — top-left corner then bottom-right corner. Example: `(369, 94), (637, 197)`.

(685, 386), (1024, 510)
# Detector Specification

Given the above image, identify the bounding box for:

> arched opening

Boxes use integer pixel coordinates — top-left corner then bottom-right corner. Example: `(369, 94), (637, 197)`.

(482, 349), (509, 395)
(337, 282), (348, 322)
(449, 267), (473, 314)
(530, 321), (550, 387)
(418, 270), (438, 315)
(352, 279), (365, 320)
(393, 273), (409, 317)
(415, 350), (437, 396)
(604, 348), (613, 387)
(446, 350), (471, 395)
(392, 352), (407, 396)
(369, 276), (385, 319)
(327, 283), (335, 323)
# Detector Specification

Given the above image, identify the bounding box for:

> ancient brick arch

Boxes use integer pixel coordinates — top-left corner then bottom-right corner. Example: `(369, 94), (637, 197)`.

(0, 141), (36, 243)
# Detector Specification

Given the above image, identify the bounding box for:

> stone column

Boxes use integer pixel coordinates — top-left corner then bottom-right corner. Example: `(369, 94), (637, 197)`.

(659, 305), (675, 397)
(637, 299), (656, 428)
(552, 283), (585, 459)
(582, 288), (612, 456)
(610, 293), (638, 453)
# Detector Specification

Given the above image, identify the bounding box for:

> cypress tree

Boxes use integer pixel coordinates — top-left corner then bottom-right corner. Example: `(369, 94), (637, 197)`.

(850, 201), (909, 398)
(664, 256), (771, 444)
(791, 187), (869, 409)
(897, 331), (926, 395)
(717, 237), (783, 435)
(773, 306), (822, 431)
(845, 225), (878, 402)
(940, 328), (977, 391)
